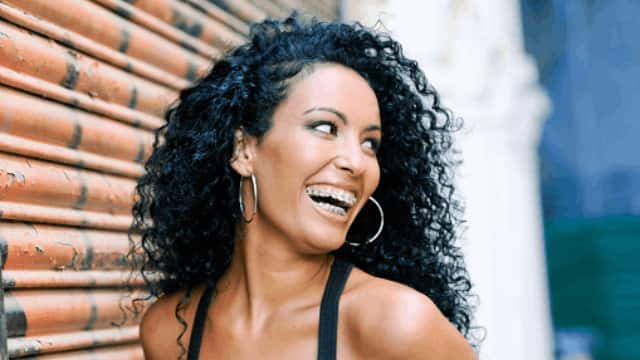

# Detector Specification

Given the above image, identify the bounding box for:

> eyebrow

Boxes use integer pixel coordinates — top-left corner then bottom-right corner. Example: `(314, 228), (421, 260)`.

(303, 107), (381, 132)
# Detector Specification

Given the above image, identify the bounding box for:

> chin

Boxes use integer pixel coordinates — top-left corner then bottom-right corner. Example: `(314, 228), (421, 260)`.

(302, 231), (346, 253)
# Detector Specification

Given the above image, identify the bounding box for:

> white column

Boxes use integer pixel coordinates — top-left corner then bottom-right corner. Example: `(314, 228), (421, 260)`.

(342, 1), (553, 359)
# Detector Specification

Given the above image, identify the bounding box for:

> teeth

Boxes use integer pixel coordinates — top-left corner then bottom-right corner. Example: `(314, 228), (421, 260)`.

(305, 186), (357, 206)
(314, 201), (347, 216)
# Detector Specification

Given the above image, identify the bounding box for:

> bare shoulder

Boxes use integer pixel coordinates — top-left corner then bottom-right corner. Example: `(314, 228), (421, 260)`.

(343, 267), (477, 360)
(140, 285), (207, 360)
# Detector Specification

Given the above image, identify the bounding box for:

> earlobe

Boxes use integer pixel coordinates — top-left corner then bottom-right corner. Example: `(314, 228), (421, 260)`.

(229, 129), (256, 176)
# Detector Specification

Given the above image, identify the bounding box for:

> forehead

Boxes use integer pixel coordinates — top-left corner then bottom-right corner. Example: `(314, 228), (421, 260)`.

(276, 63), (381, 124)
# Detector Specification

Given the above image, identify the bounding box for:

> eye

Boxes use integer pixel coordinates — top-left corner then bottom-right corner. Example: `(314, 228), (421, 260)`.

(362, 138), (380, 153)
(309, 121), (337, 135)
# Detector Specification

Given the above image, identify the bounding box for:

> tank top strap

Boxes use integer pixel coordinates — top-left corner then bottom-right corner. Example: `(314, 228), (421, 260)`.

(187, 283), (215, 360)
(186, 258), (353, 360)
(317, 257), (353, 360)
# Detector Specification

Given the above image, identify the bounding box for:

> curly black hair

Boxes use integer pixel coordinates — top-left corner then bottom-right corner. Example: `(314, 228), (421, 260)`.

(132, 13), (476, 351)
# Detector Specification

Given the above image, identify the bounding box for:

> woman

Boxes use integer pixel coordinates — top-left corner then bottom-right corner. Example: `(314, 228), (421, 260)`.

(134, 14), (478, 359)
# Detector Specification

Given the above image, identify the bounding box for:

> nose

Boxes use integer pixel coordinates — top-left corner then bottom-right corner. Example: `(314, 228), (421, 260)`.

(333, 138), (365, 176)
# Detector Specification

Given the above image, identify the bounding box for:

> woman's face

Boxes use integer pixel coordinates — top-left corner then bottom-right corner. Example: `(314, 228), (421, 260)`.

(238, 63), (382, 253)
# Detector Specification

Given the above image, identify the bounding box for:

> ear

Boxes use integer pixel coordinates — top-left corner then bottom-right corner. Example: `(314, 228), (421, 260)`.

(229, 128), (258, 177)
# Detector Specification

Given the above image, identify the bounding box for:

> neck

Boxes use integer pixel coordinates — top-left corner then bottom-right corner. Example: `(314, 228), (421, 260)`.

(217, 221), (334, 329)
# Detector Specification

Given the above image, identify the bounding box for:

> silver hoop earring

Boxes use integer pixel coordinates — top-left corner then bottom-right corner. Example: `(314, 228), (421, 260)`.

(239, 174), (258, 223)
(345, 196), (384, 247)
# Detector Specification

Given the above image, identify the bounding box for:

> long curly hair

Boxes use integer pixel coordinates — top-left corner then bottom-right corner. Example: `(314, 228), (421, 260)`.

(132, 13), (476, 349)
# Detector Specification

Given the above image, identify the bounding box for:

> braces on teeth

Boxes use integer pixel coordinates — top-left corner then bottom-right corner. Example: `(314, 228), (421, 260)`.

(313, 201), (347, 216)
(305, 187), (357, 206)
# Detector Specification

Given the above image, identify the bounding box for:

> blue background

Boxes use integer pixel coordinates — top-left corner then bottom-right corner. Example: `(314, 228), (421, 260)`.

(520, 1), (640, 359)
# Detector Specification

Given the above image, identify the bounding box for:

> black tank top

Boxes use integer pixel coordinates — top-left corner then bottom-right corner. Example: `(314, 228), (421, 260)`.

(187, 258), (353, 360)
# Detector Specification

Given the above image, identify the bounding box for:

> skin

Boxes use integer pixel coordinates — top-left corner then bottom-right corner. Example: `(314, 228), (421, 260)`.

(140, 64), (477, 359)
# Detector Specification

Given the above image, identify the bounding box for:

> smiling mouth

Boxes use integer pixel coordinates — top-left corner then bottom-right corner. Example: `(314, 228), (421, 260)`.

(305, 186), (357, 217)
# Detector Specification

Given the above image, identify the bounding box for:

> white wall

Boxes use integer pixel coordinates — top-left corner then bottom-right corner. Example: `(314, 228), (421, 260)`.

(342, 1), (554, 359)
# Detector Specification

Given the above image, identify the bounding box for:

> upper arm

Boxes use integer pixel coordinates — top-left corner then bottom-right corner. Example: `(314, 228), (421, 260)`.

(140, 298), (171, 360)
(349, 283), (477, 360)
(140, 293), (192, 360)
(392, 293), (477, 359)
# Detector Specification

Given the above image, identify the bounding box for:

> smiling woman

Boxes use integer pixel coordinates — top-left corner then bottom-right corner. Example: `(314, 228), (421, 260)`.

(132, 13), (478, 360)
(230, 64), (382, 254)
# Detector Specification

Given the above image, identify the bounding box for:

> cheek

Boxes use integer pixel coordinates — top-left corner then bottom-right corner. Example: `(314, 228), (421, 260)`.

(253, 134), (324, 211)
(271, 133), (333, 176)
(367, 160), (381, 195)
(258, 134), (324, 178)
